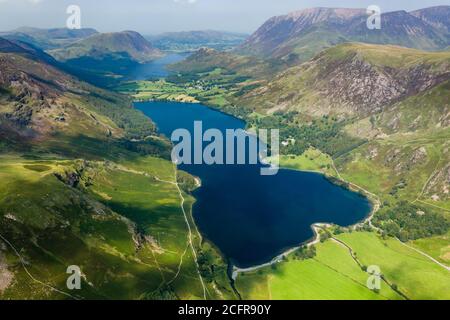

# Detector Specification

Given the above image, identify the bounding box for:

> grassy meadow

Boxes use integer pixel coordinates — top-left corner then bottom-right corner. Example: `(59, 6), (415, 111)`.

(236, 232), (450, 300)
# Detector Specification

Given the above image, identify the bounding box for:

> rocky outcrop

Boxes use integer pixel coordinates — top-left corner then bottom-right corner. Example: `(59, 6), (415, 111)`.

(0, 250), (13, 294)
(317, 52), (450, 116)
(54, 162), (88, 188)
(425, 164), (450, 200)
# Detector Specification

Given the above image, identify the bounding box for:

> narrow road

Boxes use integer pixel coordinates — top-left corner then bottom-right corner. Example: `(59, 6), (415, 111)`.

(398, 241), (450, 272)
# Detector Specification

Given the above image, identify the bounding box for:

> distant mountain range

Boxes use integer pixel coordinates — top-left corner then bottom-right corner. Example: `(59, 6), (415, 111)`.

(411, 6), (450, 34)
(237, 6), (450, 63)
(50, 30), (163, 63)
(44, 31), (163, 85)
(0, 27), (98, 50)
(146, 30), (248, 52)
(0, 28), (164, 84)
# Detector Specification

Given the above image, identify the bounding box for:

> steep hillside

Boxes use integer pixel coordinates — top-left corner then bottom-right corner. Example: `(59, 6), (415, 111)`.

(0, 37), (231, 300)
(240, 43), (450, 118)
(411, 6), (450, 34)
(238, 8), (365, 60)
(0, 37), (161, 155)
(47, 31), (164, 84)
(169, 47), (285, 80)
(237, 7), (450, 63)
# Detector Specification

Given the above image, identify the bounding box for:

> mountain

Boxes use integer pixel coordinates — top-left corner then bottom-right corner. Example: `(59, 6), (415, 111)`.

(169, 47), (286, 80)
(0, 37), (60, 65)
(46, 31), (164, 85)
(50, 31), (163, 63)
(239, 43), (450, 119)
(147, 30), (248, 51)
(237, 7), (450, 63)
(238, 8), (364, 58)
(0, 36), (158, 153)
(0, 36), (227, 300)
(411, 6), (450, 34)
(0, 27), (98, 50)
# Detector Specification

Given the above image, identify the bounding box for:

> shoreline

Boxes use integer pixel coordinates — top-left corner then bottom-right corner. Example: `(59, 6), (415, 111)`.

(135, 99), (381, 277)
(231, 223), (331, 277)
(231, 166), (381, 276)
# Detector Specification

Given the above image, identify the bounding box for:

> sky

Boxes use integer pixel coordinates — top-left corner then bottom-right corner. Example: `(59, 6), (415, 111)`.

(0, 0), (448, 34)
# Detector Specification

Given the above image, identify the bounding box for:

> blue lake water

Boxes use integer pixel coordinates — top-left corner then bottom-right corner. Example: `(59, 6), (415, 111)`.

(136, 101), (372, 268)
(125, 53), (190, 80)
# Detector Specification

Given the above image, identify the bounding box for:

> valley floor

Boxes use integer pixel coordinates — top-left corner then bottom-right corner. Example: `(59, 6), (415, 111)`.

(113, 79), (450, 300)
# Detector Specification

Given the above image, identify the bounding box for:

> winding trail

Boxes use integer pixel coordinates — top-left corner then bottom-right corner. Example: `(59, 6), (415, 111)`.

(114, 164), (208, 298)
(412, 156), (442, 204)
(167, 244), (189, 285)
(398, 241), (450, 272)
(172, 171), (208, 300)
(0, 232), (80, 300)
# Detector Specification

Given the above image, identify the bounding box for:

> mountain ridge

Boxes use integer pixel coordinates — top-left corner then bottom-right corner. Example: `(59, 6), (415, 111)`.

(0, 27), (98, 50)
(239, 43), (450, 119)
(0, 36), (159, 154)
(237, 6), (450, 63)
(50, 30), (163, 63)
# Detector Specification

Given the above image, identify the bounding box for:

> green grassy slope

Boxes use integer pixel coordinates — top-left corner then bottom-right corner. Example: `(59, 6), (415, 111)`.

(238, 43), (450, 118)
(0, 45), (233, 300)
(0, 156), (232, 300)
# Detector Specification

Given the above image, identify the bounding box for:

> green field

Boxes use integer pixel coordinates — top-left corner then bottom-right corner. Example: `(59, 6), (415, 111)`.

(267, 148), (336, 176)
(335, 232), (450, 300)
(117, 80), (201, 103)
(236, 239), (399, 300)
(116, 79), (234, 108)
(236, 232), (450, 300)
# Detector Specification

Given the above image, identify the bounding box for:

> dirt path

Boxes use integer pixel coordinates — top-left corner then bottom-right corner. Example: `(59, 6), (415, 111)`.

(398, 241), (450, 272)
(0, 232), (80, 300)
(172, 172), (208, 300)
(116, 163), (208, 298)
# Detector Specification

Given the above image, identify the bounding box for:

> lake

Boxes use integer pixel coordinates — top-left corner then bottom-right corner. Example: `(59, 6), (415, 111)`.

(125, 53), (190, 80)
(136, 101), (372, 268)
